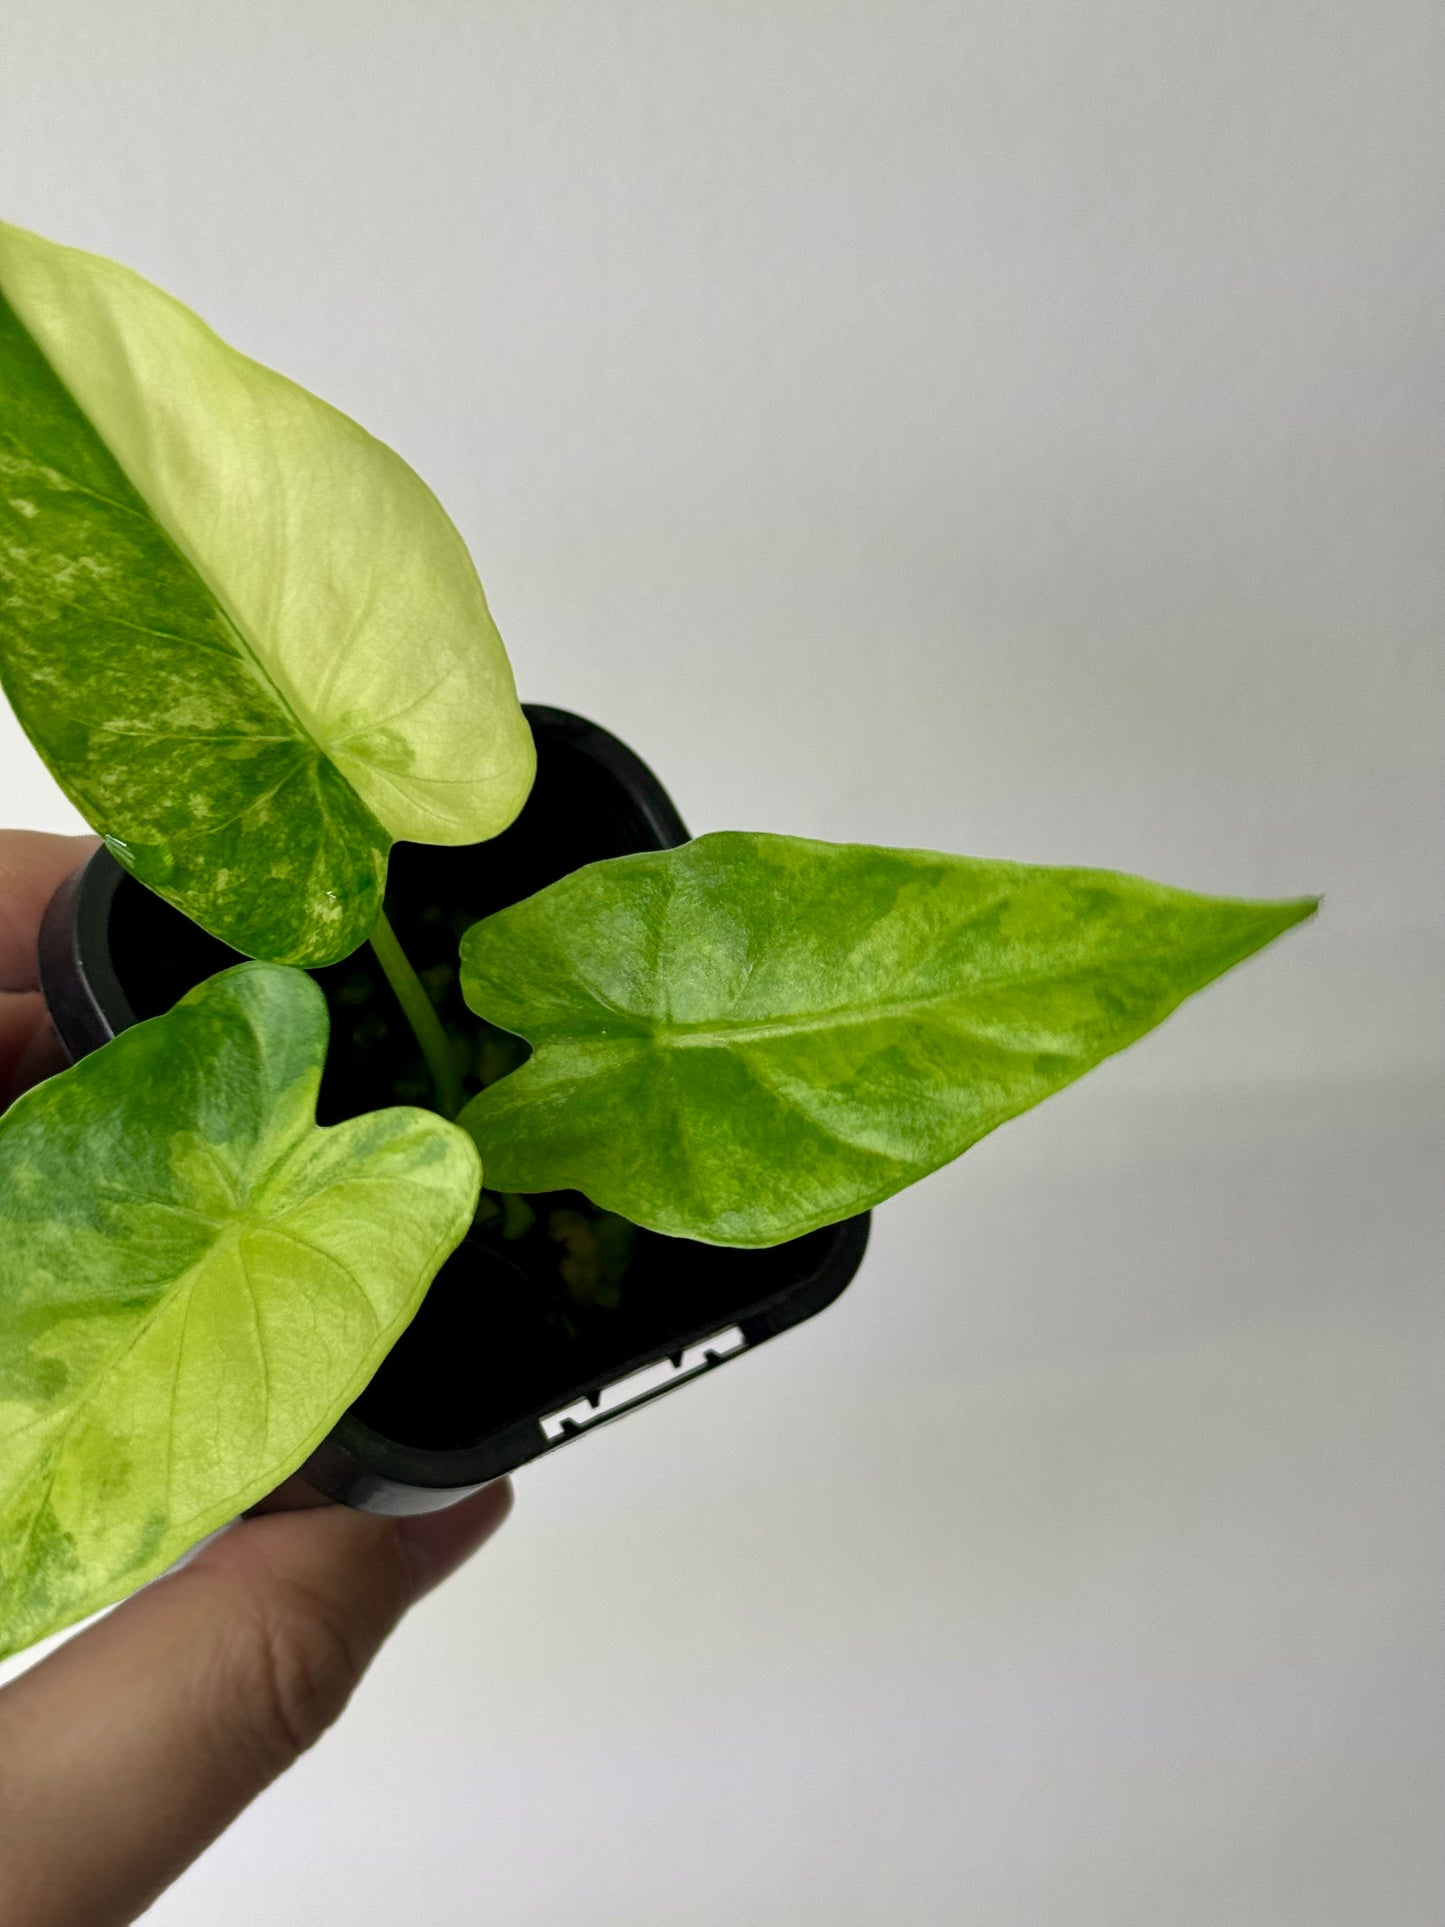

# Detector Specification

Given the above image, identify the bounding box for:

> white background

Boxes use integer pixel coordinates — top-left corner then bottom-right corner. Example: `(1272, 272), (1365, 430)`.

(1, 3), (1442, 1921)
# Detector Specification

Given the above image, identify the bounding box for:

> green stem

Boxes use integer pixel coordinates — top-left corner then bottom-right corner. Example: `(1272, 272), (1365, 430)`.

(368, 909), (465, 1120)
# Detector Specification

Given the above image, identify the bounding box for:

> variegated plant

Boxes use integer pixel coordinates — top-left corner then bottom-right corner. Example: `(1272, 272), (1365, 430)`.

(0, 222), (1315, 1658)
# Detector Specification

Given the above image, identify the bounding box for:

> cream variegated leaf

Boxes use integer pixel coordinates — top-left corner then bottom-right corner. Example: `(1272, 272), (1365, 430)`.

(0, 965), (481, 1660)
(0, 220), (534, 964)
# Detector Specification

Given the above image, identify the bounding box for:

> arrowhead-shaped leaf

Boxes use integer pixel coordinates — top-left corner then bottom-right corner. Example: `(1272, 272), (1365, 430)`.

(0, 964), (480, 1661)
(457, 832), (1315, 1245)
(0, 220), (534, 965)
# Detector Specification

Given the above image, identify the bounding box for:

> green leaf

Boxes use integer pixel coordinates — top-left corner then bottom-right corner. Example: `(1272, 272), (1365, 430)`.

(0, 219), (534, 965)
(457, 832), (1315, 1246)
(0, 964), (480, 1660)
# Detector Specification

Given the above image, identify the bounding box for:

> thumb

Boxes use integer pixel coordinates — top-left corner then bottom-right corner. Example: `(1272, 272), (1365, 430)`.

(0, 1481), (512, 1927)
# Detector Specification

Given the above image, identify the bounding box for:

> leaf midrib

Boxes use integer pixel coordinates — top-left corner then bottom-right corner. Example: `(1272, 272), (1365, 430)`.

(657, 985), (994, 1048)
(509, 977), (1071, 1055)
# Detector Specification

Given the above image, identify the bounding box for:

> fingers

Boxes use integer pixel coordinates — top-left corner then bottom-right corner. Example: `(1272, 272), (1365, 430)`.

(0, 829), (510, 1925)
(0, 991), (67, 1105)
(0, 832), (98, 992)
(0, 1482), (512, 1927)
(0, 833), (99, 1109)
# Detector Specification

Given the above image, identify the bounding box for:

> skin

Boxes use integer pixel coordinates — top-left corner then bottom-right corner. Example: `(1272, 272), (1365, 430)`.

(0, 832), (512, 1927)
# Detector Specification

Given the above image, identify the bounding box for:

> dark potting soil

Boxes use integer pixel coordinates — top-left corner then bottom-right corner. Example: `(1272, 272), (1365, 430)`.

(104, 730), (829, 1451)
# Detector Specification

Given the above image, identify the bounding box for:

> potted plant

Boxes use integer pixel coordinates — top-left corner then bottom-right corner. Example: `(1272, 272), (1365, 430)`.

(0, 218), (1315, 1663)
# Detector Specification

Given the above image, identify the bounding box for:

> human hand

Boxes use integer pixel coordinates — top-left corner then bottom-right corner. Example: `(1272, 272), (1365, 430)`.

(0, 832), (512, 1927)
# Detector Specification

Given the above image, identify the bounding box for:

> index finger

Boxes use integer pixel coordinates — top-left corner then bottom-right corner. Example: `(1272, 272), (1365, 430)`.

(0, 830), (99, 992)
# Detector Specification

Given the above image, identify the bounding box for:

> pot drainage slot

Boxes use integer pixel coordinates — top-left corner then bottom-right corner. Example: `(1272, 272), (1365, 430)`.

(540, 1327), (746, 1441)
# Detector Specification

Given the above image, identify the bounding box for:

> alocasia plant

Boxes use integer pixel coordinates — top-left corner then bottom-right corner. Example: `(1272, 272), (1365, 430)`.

(0, 220), (1315, 1658)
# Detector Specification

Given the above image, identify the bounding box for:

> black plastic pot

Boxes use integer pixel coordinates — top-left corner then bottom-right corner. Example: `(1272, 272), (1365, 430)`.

(38, 707), (869, 1514)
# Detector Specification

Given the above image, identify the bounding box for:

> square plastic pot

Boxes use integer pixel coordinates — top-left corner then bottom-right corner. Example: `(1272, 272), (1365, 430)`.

(38, 706), (868, 1513)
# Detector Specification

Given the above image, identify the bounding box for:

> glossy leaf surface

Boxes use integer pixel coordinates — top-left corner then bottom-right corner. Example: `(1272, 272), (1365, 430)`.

(0, 220), (534, 964)
(458, 832), (1315, 1245)
(0, 965), (480, 1660)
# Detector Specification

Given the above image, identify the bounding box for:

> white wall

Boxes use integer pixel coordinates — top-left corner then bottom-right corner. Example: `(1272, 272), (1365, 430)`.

(1, 4), (1441, 1921)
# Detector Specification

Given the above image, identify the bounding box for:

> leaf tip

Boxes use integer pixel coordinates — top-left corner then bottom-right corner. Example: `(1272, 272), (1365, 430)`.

(1270, 892), (1321, 934)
